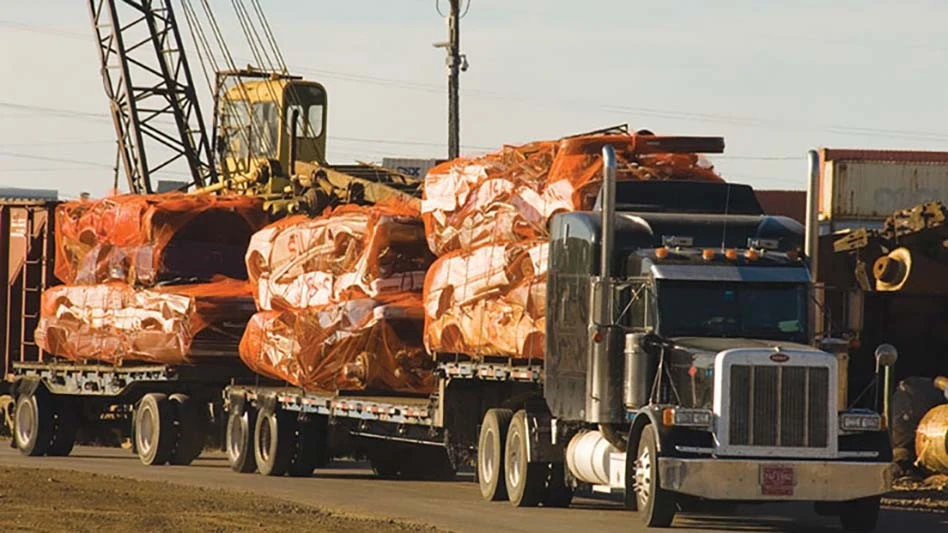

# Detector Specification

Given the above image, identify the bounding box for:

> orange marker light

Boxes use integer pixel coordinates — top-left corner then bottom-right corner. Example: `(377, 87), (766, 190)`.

(702, 249), (715, 261)
(655, 247), (669, 259)
(787, 250), (800, 261)
(662, 408), (675, 426)
(745, 249), (761, 261)
(725, 249), (738, 261)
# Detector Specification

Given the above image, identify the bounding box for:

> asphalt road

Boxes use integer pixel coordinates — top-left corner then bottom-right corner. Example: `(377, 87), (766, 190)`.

(0, 443), (944, 533)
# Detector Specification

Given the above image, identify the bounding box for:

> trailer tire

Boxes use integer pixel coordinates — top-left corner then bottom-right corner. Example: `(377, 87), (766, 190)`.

(633, 426), (676, 528)
(839, 496), (880, 533)
(169, 394), (205, 465)
(47, 397), (80, 457)
(254, 406), (295, 476)
(504, 410), (546, 507)
(288, 417), (326, 477)
(226, 409), (257, 473)
(478, 408), (513, 501)
(14, 391), (53, 457)
(135, 393), (175, 466)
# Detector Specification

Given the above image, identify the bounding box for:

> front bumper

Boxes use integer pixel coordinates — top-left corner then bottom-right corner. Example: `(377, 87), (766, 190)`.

(658, 458), (895, 501)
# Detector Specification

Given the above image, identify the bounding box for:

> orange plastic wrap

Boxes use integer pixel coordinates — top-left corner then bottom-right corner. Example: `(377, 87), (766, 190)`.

(238, 294), (435, 393)
(423, 240), (548, 359)
(55, 193), (267, 286)
(245, 202), (433, 311)
(35, 277), (255, 365)
(421, 134), (723, 256)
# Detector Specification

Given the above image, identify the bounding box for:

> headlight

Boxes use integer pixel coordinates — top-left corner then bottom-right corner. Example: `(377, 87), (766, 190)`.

(663, 407), (713, 429)
(839, 412), (883, 432)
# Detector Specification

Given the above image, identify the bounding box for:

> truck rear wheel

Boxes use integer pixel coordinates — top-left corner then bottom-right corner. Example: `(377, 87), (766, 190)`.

(839, 496), (880, 533)
(226, 409), (257, 473)
(14, 391), (53, 457)
(478, 408), (513, 501)
(504, 409), (547, 507)
(135, 393), (175, 466)
(254, 406), (295, 476)
(169, 394), (205, 465)
(633, 426), (676, 527)
(47, 396), (80, 457)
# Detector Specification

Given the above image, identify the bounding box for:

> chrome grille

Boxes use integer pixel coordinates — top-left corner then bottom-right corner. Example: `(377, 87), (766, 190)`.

(728, 364), (829, 448)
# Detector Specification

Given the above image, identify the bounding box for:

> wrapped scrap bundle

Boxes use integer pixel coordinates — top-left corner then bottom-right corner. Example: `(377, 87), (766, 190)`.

(239, 202), (435, 393)
(55, 193), (267, 286)
(35, 277), (256, 365)
(239, 295), (434, 394)
(424, 241), (547, 359)
(421, 134), (722, 256)
(246, 202), (434, 311)
(421, 133), (723, 360)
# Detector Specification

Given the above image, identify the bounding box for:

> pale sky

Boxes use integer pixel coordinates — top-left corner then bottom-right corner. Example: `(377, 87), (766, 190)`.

(1, 1), (947, 199)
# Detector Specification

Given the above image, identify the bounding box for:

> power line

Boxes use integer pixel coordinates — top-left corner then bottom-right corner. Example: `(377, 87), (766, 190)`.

(0, 150), (113, 169)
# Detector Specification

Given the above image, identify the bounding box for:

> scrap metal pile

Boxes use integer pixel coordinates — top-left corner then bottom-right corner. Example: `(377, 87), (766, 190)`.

(421, 133), (724, 360)
(237, 202), (437, 393)
(36, 193), (264, 364)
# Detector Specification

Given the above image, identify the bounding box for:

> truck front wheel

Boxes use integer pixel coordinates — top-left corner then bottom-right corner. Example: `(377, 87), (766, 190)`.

(14, 391), (53, 456)
(633, 426), (676, 528)
(253, 406), (295, 476)
(226, 409), (257, 473)
(839, 496), (880, 533)
(478, 408), (513, 501)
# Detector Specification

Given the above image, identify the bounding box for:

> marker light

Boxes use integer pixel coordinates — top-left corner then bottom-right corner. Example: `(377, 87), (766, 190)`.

(786, 249), (800, 261)
(655, 247), (669, 259)
(745, 249), (761, 261)
(702, 249), (715, 261)
(724, 249), (738, 261)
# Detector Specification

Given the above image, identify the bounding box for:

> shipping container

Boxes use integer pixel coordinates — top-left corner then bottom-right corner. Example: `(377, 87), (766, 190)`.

(755, 189), (806, 224)
(818, 148), (948, 231)
(1, 199), (58, 392)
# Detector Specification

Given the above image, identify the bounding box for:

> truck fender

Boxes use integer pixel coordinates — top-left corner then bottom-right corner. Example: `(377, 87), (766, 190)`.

(256, 393), (278, 414)
(227, 390), (248, 416)
(9, 376), (45, 400)
(627, 406), (664, 454)
(523, 408), (563, 463)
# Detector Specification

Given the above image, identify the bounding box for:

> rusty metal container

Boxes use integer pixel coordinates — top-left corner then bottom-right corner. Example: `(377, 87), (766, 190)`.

(1, 199), (58, 388)
(818, 149), (948, 230)
(916, 403), (948, 474)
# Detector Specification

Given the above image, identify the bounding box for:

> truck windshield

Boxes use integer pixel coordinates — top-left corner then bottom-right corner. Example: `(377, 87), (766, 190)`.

(656, 281), (807, 342)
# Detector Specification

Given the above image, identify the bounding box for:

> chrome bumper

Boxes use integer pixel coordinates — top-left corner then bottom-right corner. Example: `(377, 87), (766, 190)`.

(658, 458), (895, 501)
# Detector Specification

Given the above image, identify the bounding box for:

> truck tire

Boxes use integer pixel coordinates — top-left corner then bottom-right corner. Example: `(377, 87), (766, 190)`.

(543, 462), (573, 508)
(478, 408), (513, 501)
(47, 396), (80, 457)
(226, 409), (257, 473)
(254, 406), (295, 476)
(135, 393), (175, 466)
(839, 496), (880, 533)
(633, 426), (676, 528)
(169, 394), (205, 465)
(504, 409), (547, 507)
(288, 417), (326, 477)
(14, 391), (53, 457)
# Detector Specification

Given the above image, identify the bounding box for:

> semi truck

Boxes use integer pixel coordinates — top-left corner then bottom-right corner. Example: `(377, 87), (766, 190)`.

(217, 142), (895, 530)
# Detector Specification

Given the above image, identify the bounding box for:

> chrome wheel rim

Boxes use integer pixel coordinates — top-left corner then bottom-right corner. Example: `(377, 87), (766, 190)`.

(635, 446), (652, 506)
(138, 405), (155, 454)
(508, 429), (523, 489)
(480, 426), (496, 483)
(15, 399), (35, 446)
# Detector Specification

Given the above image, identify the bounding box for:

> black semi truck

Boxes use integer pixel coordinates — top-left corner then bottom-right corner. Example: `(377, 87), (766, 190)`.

(220, 140), (894, 531)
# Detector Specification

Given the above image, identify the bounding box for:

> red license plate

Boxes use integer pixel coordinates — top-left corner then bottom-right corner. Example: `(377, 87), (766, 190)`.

(760, 465), (795, 496)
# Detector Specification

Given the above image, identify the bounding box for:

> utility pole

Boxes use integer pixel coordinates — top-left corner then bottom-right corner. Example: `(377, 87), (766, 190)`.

(435, 0), (467, 160)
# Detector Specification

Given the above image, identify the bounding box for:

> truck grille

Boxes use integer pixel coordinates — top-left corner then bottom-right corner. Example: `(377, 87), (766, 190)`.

(728, 365), (829, 448)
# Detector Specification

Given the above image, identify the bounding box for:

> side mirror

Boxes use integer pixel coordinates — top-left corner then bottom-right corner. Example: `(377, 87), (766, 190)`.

(874, 343), (898, 369)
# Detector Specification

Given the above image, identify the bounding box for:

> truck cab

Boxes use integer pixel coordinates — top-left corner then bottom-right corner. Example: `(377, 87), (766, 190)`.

(538, 149), (894, 530)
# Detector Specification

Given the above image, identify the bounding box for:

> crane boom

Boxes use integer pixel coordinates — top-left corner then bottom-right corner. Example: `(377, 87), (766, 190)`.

(88, 0), (218, 194)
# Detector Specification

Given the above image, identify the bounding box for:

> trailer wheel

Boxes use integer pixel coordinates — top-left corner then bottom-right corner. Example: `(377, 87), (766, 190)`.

(226, 409), (257, 473)
(135, 393), (175, 466)
(478, 408), (513, 501)
(288, 416), (326, 477)
(254, 406), (295, 476)
(504, 410), (547, 507)
(169, 394), (205, 465)
(47, 397), (80, 457)
(839, 496), (880, 533)
(633, 426), (676, 527)
(543, 462), (573, 508)
(14, 391), (53, 457)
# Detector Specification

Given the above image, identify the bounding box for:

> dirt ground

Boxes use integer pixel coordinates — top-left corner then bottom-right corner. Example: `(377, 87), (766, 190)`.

(0, 466), (443, 533)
